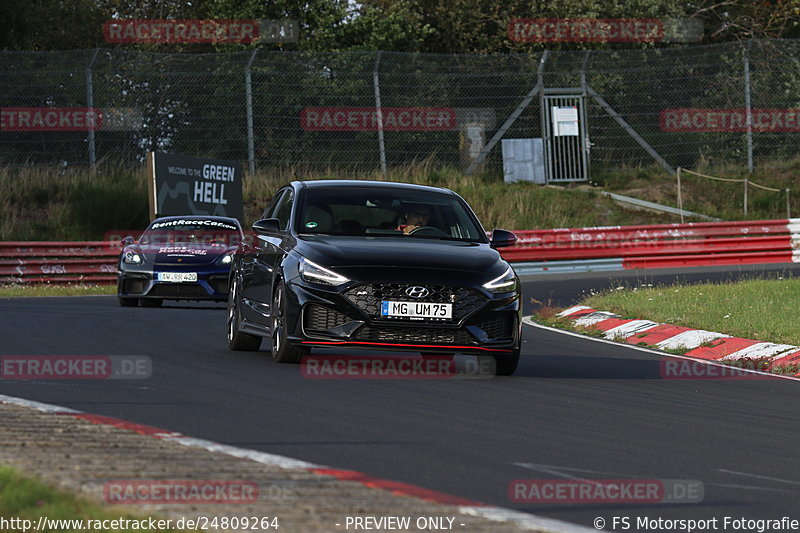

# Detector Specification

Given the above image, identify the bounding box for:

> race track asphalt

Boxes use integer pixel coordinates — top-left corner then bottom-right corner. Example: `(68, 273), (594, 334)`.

(2, 263), (800, 529)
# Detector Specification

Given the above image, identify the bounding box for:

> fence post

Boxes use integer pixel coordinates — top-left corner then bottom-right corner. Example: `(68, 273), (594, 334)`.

(743, 177), (748, 217)
(245, 49), (258, 175)
(743, 41), (753, 173)
(464, 51), (548, 176)
(787, 189), (791, 219)
(373, 51), (387, 175)
(676, 167), (684, 224)
(86, 48), (100, 169)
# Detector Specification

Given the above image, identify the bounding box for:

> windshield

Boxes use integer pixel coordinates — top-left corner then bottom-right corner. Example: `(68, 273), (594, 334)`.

(296, 187), (488, 242)
(140, 220), (242, 246)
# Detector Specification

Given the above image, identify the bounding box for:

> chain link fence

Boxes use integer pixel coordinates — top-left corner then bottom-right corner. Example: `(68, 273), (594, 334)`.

(1, 40), (798, 175)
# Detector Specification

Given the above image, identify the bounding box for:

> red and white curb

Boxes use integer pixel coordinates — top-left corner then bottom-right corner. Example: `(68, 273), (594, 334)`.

(0, 393), (594, 533)
(550, 305), (800, 377)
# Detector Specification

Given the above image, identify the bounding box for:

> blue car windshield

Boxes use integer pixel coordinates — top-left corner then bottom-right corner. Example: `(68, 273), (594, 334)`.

(140, 221), (241, 246)
(296, 187), (488, 242)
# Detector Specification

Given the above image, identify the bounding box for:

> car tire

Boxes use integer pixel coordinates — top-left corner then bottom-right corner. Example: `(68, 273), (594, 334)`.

(271, 281), (308, 364)
(139, 298), (163, 307)
(227, 277), (262, 351)
(489, 348), (520, 376)
(118, 297), (138, 307)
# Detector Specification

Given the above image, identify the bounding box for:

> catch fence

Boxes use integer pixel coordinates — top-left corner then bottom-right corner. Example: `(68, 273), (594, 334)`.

(1, 40), (799, 176)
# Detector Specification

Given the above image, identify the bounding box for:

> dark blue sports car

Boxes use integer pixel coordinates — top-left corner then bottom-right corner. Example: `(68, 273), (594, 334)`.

(117, 215), (243, 307)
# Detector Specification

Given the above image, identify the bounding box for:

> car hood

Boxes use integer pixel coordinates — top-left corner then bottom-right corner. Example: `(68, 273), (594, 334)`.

(296, 236), (505, 277)
(135, 243), (232, 265)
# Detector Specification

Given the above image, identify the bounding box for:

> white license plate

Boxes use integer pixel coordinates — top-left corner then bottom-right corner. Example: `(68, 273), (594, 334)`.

(381, 300), (452, 319)
(158, 272), (198, 283)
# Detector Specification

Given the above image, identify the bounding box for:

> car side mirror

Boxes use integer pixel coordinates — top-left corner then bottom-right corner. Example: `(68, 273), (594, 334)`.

(490, 229), (517, 249)
(252, 218), (281, 234)
(122, 236), (135, 246)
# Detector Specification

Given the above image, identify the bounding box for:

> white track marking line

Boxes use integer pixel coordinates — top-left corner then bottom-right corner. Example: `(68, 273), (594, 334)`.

(0, 393), (81, 413)
(522, 317), (800, 383)
(718, 469), (800, 487)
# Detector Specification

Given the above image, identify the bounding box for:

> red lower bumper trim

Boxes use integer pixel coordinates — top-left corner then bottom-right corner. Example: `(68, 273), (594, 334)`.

(300, 340), (512, 353)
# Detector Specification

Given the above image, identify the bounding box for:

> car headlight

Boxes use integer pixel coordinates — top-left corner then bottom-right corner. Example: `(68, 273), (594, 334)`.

(219, 253), (233, 265)
(123, 250), (143, 265)
(483, 265), (516, 293)
(299, 257), (350, 286)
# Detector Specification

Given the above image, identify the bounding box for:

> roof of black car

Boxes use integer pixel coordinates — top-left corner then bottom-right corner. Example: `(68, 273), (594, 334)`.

(296, 180), (453, 194)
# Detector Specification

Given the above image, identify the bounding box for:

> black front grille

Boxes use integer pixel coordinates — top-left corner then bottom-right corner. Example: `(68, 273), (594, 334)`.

(472, 315), (515, 340)
(148, 284), (209, 298)
(356, 326), (474, 345)
(305, 304), (354, 332)
(123, 279), (147, 294)
(344, 284), (486, 322)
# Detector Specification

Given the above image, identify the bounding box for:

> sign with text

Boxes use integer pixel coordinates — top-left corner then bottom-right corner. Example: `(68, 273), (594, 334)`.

(148, 152), (243, 221)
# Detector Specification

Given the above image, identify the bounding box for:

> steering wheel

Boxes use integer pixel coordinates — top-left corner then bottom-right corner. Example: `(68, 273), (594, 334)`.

(409, 226), (448, 237)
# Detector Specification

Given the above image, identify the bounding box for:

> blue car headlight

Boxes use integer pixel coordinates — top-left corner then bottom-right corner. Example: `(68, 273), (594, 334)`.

(123, 250), (143, 265)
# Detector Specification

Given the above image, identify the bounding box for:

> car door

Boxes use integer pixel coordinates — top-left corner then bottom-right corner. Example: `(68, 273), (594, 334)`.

(242, 187), (296, 324)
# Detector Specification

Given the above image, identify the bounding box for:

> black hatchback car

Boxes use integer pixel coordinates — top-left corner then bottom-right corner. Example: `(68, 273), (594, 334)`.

(227, 180), (522, 375)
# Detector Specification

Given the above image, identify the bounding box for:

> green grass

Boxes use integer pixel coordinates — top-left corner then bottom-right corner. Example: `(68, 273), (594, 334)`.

(0, 465), (183, 532)
(3, 158), (799, 241)
(581, 276), (800, 346)
(0, 284), (115, 298)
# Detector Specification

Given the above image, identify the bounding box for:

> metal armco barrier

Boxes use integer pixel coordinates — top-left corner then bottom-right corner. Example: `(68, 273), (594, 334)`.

(501, 218), (800, 274)
(0, 242), (119, 284)
(2, 219), (800, 283)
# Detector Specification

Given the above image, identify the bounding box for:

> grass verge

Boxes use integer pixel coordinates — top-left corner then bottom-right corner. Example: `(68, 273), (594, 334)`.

(533, 276), (800, 375)
(0, 284), (115, 298)
(581, 276), (800, 346)
(0, 465), (184, 532)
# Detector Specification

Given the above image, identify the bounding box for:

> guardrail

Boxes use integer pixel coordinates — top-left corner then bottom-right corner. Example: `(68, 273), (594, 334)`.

(0, 242), (119, 284)
(2, 218), (799, 283)
(501, 218), (800, 275)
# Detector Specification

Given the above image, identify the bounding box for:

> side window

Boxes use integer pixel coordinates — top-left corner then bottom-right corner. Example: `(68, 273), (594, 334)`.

(275, 190), (294, 231)
(263, 190), (285, 220)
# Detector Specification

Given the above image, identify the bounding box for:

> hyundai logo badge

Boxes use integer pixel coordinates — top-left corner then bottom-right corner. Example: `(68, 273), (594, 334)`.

(405, 286), (429, 298)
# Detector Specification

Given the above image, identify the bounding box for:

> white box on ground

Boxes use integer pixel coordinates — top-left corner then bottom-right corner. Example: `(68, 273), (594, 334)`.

(502, 138), (545, 183)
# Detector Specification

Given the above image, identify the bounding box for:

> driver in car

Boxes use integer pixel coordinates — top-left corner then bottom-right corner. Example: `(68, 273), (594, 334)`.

(397, 205), (431, 234)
